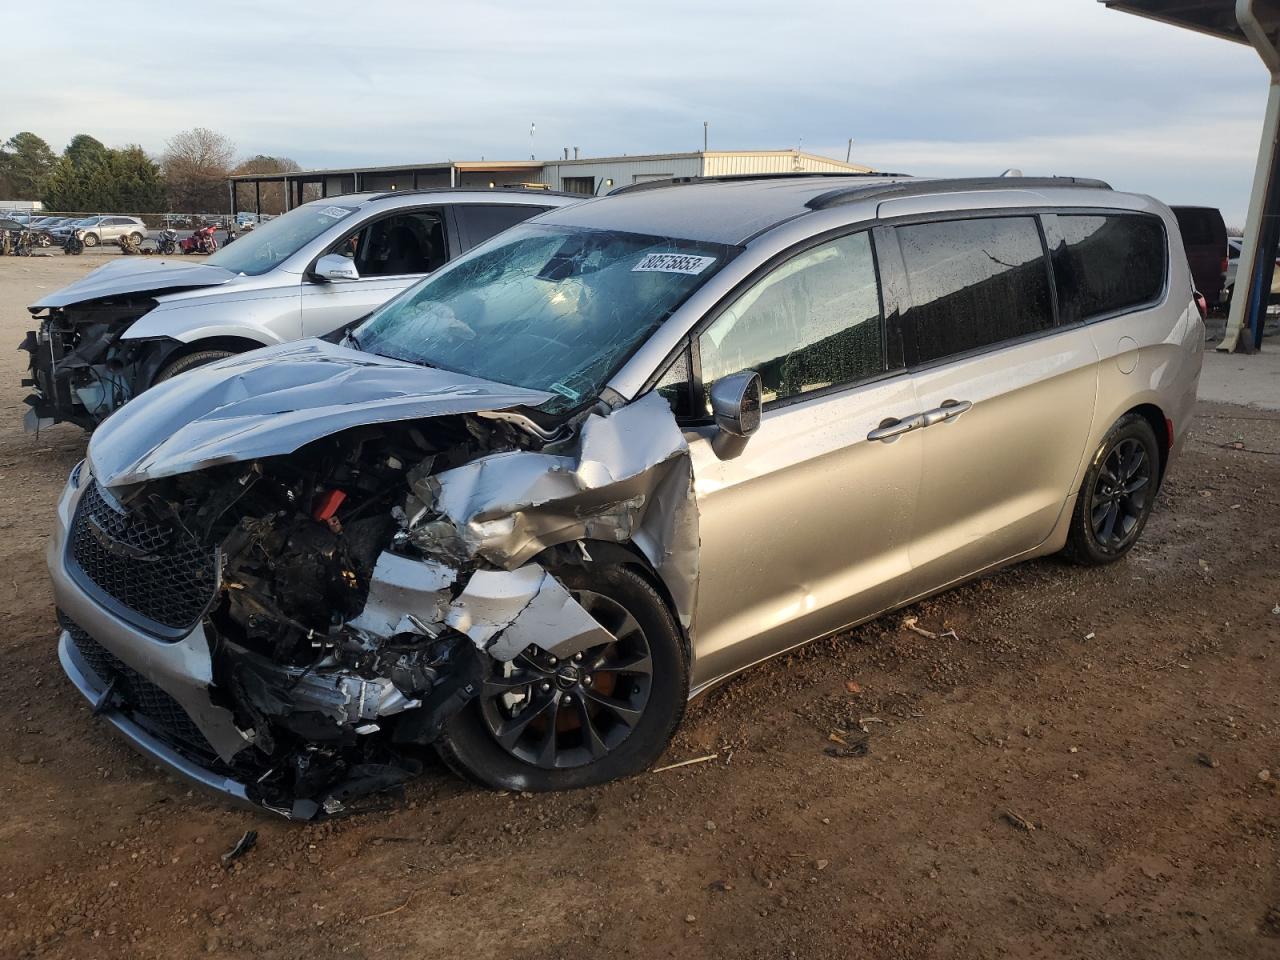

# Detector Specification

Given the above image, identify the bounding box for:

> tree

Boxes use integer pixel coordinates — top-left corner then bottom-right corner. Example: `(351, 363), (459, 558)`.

(0, 132), (56, 199)
(231, 154), (301, 216)
(42, 140), (166, 213)
(64, 134), (109, 170)
(162, 127), (235, 213)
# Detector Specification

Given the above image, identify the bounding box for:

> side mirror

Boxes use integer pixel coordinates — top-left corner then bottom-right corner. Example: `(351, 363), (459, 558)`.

(312, 253), (360, 282)
(709, 370), (762, 460)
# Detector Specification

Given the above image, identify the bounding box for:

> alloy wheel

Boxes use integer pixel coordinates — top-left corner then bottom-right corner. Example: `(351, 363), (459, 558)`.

(477, 590), (654, 770)
(1090, 437), (1151, 553)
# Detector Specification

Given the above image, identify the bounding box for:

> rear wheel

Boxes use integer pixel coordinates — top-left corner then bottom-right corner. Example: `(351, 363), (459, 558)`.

(1064, 413), (1160, 565)
(82, 232), (98, 247)
(436, 564), (687, 791)
(154, 349), (237, 384)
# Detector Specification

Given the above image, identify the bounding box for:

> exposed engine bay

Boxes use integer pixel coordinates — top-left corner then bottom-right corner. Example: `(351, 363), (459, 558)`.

(21, 299), (179, 430)
(79, 387), (696, 819)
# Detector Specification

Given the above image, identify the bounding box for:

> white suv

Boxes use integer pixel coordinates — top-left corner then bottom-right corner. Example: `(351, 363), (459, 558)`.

(22, 189), (580, 430)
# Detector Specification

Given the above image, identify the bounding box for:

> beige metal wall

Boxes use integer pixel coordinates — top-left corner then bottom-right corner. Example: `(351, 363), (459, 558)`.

(702, 152), (871, 176)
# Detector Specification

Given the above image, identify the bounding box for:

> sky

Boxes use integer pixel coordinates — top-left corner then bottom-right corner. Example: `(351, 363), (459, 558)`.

(2, 0), (1270, 223)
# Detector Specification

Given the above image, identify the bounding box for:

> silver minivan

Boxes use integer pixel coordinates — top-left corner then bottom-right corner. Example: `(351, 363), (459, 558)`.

(22, 189), (579, 430)
(49, 175), (1203, 817)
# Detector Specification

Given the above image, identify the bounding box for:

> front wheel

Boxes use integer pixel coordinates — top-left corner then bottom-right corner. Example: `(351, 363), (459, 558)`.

(436, 564), (687, 791)
(1064, 413), (1160, 565)
(154, 349), (237, 384)
(81, 232), (98, 248)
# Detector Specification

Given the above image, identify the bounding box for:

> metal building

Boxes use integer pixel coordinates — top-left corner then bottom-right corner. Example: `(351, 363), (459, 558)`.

(227, 149), (872, 216)
(1105, 0), (1280, 354)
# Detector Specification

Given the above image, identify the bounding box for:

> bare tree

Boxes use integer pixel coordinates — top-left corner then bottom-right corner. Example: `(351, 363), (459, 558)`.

(162, 127), (235, 213)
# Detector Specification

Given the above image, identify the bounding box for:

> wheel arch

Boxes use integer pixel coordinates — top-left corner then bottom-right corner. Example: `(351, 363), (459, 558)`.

(534, 538), (695, 679)
(1123, 402), (1171, 480)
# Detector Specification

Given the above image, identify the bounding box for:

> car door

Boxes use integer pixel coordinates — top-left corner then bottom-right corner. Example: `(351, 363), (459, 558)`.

(889, 214), (1098, 595)
(298, 206), (454, 338)
(680, 229), (924, 689)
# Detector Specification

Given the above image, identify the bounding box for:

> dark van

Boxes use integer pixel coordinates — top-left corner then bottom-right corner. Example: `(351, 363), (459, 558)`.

(1171, 206), (1228, 306)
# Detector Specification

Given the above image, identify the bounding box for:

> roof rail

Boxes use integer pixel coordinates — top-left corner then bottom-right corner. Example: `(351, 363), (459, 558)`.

(608, 171), (910, 197)
(805, 176), (1113, 211)
(363, 186), (581, 202)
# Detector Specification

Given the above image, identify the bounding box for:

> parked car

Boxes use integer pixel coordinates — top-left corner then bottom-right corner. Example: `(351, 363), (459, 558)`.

(47, 174), (1203, 817)
(1171, 206), (1228, 306)
(1224, 235), (1280, 305)
(22, 189), (580, 430)
(47, 215), (146, 248)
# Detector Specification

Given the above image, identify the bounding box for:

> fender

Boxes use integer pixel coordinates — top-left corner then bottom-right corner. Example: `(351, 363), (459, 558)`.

(120, 286), (302, 345)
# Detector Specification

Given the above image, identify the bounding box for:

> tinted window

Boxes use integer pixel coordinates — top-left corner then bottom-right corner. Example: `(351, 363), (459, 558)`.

(457, 204), (547, 248)
(1173, 207), (1223, 246)
(334, 210), (447, 277)
(698, 231), (884, 407)
(1052, 215), (1167, 323)
(898, 217), (1053, 364)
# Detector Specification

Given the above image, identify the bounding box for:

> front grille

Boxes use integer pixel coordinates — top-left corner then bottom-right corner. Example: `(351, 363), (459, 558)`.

(68, 480), (218, 631)
(60, 611), (215, 757)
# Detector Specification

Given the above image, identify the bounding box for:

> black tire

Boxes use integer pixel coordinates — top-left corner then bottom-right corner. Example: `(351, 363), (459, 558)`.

(154, 349), (237, 383)
(1064, 413), (1160, 566)
(82, 232), (98, 247)
(436, 564), (688, 791)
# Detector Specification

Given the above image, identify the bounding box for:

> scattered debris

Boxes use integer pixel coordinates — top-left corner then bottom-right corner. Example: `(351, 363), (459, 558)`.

(357, 890), (421, 923)
(844, 679), (862, 694)
(902, 616), (937, 639)
(815, 859), (830, 871)
(1196, 753), (1219, 769)
(653, 754), (719, 773)
(1259, 769), (1272, 783)
(1069, 746), (1079, 754)
(1272, 603), (1279, 616)
(1083, 632), (1096, 641)
(828, 732), (848, 746)
(704, 820), (717, 832)
(220, 830), (258, 866)
(1002, 811), (1036, 833)
(824, 736), (870, 759)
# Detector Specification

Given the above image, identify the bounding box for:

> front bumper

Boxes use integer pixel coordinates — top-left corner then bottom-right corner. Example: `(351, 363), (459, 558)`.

(49, 472), (257, 807)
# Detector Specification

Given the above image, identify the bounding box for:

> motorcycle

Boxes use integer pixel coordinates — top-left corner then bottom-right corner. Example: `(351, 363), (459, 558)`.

(157, 228), (179, 256)
(117, 233), (143, 255)
(179, 224), (219, 255)
(63, 228), (85, 256)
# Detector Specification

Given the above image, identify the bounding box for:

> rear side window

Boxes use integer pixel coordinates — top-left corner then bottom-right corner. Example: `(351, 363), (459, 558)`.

(697, 231), (885, 408)
(457, 204), (548, 249)
(1051, 215), (1166, 323)
(1173, 208), (1222, 246)
(898, 217), (1054, 364)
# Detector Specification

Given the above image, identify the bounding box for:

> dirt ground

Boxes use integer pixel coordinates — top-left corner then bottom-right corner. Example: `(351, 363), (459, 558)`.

(0, 254), (1277, 960)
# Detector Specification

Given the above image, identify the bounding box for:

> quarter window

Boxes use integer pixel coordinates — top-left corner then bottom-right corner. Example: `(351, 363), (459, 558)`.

(456, 204), (549, 249)
(898, 217), (1054, 364)
(698, 231), (884, 408)
(1052, 214), (1167, 323)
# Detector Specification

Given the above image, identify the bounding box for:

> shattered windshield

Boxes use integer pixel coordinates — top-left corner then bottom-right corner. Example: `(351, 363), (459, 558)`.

(355, 223), (734, 412)
(204, 202), (358, 276)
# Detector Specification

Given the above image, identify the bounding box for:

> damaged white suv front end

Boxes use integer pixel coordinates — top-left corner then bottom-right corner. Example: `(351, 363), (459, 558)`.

(50, 221), (729, 818)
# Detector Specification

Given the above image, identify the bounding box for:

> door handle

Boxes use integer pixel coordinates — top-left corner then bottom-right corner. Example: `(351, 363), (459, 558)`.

(867, 413), (925, 443)
(921, 399), (973, 426)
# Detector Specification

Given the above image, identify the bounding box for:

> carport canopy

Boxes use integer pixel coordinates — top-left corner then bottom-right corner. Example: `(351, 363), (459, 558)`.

(1104, 0), (1280, 353)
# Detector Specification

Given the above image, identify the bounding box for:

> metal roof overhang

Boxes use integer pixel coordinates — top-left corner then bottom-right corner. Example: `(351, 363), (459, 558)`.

(1103, 0), (1256, 42)
(1106, 0), (1280, 352)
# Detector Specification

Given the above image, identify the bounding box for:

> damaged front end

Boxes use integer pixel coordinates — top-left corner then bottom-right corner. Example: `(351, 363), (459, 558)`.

(53, 348), (696, 818)
(22, 298), (172, 431)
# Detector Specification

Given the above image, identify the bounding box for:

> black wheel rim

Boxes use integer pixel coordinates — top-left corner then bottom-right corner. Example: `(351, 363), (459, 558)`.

(477, 589), (653, 770)
(1090, 437), (1151, 553)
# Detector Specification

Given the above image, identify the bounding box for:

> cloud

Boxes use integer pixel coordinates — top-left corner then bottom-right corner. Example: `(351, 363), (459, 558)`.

(1, 0), (1270, 221)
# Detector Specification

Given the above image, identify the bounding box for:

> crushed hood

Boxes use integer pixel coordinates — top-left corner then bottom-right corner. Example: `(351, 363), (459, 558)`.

(87, 340), (553, 488)
(29, 258), (238, 310)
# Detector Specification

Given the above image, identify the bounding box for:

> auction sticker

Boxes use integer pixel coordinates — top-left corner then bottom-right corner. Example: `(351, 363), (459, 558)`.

(318, 205), (355, 220)
(632, 253), (716, 275)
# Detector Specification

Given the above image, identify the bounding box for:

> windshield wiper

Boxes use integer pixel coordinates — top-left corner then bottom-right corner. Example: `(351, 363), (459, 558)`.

(342, 327), (362, 352)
